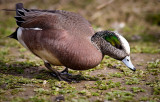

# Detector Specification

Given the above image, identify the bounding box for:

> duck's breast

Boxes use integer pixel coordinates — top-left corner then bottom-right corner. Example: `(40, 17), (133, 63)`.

(50, 36), (103, 70)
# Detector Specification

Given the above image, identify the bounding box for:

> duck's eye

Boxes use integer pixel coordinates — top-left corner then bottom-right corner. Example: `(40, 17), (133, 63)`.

(127, 59), (129, 61)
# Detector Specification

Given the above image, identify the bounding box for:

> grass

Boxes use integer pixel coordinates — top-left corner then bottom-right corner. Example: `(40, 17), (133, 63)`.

(125, 77), (140, 85)
(105, 90), (135, 101)
(131, 87), (146, 93)
(1, 53), (159, 102)
(131, 42), (160, 54)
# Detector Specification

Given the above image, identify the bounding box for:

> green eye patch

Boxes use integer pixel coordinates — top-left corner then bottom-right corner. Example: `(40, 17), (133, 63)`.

(104, 33), (122, 49)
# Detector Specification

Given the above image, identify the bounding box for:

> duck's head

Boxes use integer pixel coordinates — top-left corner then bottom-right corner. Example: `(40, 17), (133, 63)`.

(92, 30), (136, 71)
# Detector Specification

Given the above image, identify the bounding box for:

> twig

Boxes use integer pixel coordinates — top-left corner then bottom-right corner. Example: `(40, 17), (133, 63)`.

(96, 0), (114, 10)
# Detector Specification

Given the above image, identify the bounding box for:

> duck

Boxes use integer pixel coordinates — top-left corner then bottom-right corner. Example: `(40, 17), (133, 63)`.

(7, 3), (136, 82)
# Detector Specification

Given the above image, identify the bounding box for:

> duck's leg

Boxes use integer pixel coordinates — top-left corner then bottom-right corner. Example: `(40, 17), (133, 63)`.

(61, 67), (68, 73)
(44, 62), (62, 80)
(61, 67), (72, 76)
(44, 62), (74, 82)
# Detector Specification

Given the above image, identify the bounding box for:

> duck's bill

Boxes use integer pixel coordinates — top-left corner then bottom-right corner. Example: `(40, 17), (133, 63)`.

(122, 56), (136, 71)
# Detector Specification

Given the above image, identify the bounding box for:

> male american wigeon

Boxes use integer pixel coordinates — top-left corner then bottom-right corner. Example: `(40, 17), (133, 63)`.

(7, 3), (136, 82)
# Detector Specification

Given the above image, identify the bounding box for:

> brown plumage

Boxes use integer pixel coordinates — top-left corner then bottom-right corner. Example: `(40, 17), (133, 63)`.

(15, 4), (103, 70)
(8, 3), (136, 82)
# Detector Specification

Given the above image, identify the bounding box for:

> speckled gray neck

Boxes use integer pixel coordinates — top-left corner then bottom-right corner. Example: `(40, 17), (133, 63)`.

(91, 31), (127, 60)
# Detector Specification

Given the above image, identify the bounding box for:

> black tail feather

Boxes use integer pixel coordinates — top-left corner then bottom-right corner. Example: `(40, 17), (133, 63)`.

(14, 16), (25, 21)
(17, 10), (25, 16)
(16, 21), (24, 26)
(8, 28), (18, 40)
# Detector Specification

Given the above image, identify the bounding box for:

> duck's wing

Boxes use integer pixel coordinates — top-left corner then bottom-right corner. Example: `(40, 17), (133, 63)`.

(15, 3), (94, 36)
(15, 6), (61, 30)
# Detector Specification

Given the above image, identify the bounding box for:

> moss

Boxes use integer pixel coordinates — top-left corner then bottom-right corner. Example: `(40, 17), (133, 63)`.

(34, 88), (51, 95)
(34, 72), (52, 80)
(0, 95), (9, 101)
(131, 42), (160, 54)
(139, 96), (149, 101)
(19, 48), (27, 52)
(78, 90), (91, 97)
(109, 72), (124, 78)
(11, 97), (26, 102)
(147, 59), (160, 75)
(0, 74), (43, 90)
(0, 89), (5, 95)
(119, 87), (126, 90)
(94, 80), (121, 90)
(153, 86), (160, 95)
(10, 88), (25, 95)
(91, 92), (100, 96)
(29, 96), (50, 102)
(0, 60), (43, 74)
(131, 87), (146, 93)
(125, 77), (140, 85)
(11, 95), (51, 102)
(105, 90), (135, 101)
(70, 97), (89, 102)
(134, 69), (147, 78)
(49, 80), (77, 95)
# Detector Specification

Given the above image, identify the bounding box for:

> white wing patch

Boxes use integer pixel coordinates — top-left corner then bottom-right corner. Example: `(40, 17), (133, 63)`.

(24, 28), (42, 30)
(114, 31), (130, 54)
(17, 27), (29, 50)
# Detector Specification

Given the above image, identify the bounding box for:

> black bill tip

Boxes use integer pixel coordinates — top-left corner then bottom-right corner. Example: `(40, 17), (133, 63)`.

(131, 67), (136, 72)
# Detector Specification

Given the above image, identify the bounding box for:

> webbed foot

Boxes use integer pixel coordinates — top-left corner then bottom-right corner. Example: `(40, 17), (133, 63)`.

(44, 62), (78, 83)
